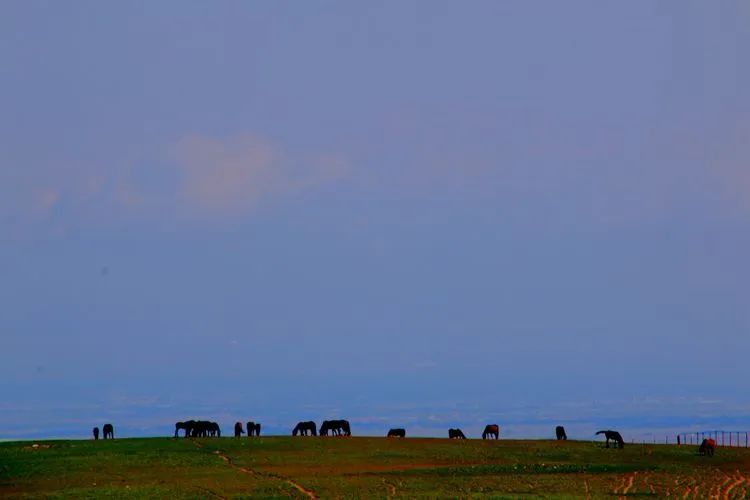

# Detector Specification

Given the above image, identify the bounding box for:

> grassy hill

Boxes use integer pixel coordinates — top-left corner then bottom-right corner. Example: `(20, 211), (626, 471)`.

(2, 436), (748, 498)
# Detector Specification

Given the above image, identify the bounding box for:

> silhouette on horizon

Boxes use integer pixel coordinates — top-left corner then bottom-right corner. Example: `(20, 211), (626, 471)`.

(234, 422), (244, 438)
(556, 426), (567, 440)
(387, 428), (406, 438)
(102, 423), (114, 439)
(596, 430), (624, 448)
(292, 421), (317, 436)
(320, 419), (351, 436)
(92, 427), (99, 440)
(176, 420), (220, 438)
(448, 428), (466, 439)
(246, 421), (261, 436)
(482, 424), (499, 440)
(175, 420), (195, 438)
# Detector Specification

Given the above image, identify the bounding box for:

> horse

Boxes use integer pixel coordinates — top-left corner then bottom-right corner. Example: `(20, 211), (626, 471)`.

(387, 428), (406, 438)
(332, 419), (351, 436)
(246, 421), (261, 436)
(699, 438), (716, 456)
(234, 422), (244, 438)
(596, 430), (624, 449)
(320, 419), (350, 436)
(319, 420), (333, 436)
(93, 427), (99, 440)
(482, 424), (499, 440)
(448, 428), (466, 439)
(102, 423), (114, 439)
(190, 421), (207, 437)
(292, 421), (317, 436)
(175, 420), (195, 438)
(190, 420), (219, 437)
(556, 426), (567, 440)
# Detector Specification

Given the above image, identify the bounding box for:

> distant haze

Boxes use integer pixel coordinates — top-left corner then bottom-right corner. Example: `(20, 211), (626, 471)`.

(2, 1), (749, 440)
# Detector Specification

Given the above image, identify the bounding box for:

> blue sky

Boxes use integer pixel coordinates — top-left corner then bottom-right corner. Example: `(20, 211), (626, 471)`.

(2, 1), (750, 440)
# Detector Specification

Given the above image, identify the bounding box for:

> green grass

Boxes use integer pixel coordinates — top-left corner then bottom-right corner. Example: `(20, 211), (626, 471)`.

(1, 437), (748, 498)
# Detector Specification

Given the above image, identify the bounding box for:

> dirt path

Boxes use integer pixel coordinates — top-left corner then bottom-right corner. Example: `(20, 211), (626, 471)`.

(622, 471), (637, 495)
(613, 471), (637, 496)
(194, 485), (227, 499)
(721, 469), (746, 499)
(192, 440), (318, 499)
(382, 478), (397, 499)
(583, 477), (590, 499)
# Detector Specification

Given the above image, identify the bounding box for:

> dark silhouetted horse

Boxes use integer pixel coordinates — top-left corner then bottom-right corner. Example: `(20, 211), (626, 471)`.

(319, 420), (332, 436)
(449, 428), (466, 439)
(175, 420), (195, 438)
(596, 430), (624, 448)
(234, 422), (244, 438)
(189, 420), (220, 437)
(482, 424), (499, 440)
(246, 421), (261, 436)
(556, 426), (567, 440)
(320, 419), (351, 436)
(190, 421), (207, 437)
(292, 421), (317, 436)
(699, 438), (716, 456)
(387, 428), (406, 437)
(93, 427), (99, 440)
(102, 423), (114, 439)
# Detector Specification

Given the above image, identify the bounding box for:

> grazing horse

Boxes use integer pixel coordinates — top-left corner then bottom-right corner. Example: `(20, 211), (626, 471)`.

(190, 421), (207, 437)
(482, 424), (499, 440)
(387, 428), (406, 438)
(320, 419), (350, 436)
(448, 428), (466, 439)
(556, 426), (567, 440)
(331, 419), (351, 436)
(175, 420), (195, 438)
(234, 422), (244, 438)
(292, 421), (317, 436)
(102, 423), (114, 439)
(93, 427), (100, 440)
(319, 420), (333, 436)
(699, 438), (716, 456)
(253, 423), (261, 436)
(596, 430), (624, 449)
(190, 421), (219, 437)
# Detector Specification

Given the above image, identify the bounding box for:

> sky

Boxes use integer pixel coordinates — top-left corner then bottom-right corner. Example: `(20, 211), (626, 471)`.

(2, 1), (750, 440)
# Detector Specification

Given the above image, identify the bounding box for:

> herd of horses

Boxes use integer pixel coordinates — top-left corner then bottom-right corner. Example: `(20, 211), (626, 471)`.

(233, 421), (262, 437)
(89, 421), (717, 456)
(173, 420), (222, 437)
(91, 423), (114, 440)
(172, 420), (507, 440)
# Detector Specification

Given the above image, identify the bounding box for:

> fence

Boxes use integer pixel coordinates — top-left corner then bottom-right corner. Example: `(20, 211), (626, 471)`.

(675, 431), (749, 447)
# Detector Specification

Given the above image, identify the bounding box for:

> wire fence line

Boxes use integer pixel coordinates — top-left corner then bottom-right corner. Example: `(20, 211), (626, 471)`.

(674, 430), (749, 447)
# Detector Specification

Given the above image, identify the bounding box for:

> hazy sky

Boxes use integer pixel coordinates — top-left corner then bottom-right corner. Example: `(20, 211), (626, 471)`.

(2, 1), (750, 439)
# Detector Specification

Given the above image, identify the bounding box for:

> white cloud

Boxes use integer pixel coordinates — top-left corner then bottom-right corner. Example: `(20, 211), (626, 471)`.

(172, 133), (350, 217)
